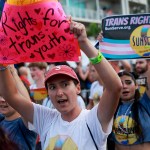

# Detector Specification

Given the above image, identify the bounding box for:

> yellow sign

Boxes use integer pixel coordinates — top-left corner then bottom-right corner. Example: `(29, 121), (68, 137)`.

(130, 25), (150, 57)
(7, 0), (57, 5)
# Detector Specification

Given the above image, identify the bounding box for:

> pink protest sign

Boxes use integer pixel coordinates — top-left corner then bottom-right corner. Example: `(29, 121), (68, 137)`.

(0, 1), (80, 64)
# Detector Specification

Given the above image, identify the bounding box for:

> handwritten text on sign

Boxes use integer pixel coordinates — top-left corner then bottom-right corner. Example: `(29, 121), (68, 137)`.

(0, 2), (80, 64)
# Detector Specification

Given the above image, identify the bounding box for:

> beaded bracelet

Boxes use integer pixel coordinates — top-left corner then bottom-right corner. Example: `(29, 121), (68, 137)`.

(89, 51), (104, 65)
(0, 65), (9, 71)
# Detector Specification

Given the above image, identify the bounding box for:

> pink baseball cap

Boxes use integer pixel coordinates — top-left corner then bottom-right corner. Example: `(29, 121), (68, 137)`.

(45, 65), (80, 88)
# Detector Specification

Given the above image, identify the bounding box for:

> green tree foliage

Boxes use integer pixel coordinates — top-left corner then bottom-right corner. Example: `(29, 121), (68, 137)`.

(87, 23), (101, 38)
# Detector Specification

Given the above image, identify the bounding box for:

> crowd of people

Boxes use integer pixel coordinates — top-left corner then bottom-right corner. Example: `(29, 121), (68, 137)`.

(0, 1), (150, 150)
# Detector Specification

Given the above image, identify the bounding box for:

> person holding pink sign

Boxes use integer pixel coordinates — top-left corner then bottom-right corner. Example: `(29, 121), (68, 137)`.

(0, 19), (122, 150)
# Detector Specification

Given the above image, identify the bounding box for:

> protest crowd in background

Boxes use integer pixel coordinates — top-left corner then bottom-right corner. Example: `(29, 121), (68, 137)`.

(0, 0), (150, 150)
(1, 50), (150, 150)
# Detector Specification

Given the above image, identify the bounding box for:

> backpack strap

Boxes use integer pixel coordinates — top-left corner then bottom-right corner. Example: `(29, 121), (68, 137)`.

(86, 122), (98, 150)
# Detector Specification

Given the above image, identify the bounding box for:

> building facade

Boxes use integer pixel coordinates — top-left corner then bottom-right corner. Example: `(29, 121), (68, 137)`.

(61, 0), (149, 24)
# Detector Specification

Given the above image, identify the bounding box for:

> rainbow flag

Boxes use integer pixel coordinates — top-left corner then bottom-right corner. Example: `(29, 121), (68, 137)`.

(30, 88), (48, 101)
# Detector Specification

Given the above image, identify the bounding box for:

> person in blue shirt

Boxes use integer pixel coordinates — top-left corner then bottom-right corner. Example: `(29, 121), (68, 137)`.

(0, 96), (37, 150)
(0, 65), (37, 150)
(0, 126), (19, 150)
(109, 63), (150, 150)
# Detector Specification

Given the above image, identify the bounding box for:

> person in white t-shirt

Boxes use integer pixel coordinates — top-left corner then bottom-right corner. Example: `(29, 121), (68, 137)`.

(28, 62), (48, 90)
(28, 62), (48, 104)
(0, 18), (122, 150)
(87, 65), (104, 109)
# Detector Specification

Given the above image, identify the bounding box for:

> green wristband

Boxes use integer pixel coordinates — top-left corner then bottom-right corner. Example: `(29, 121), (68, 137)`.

(89, 51), (104, 64)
